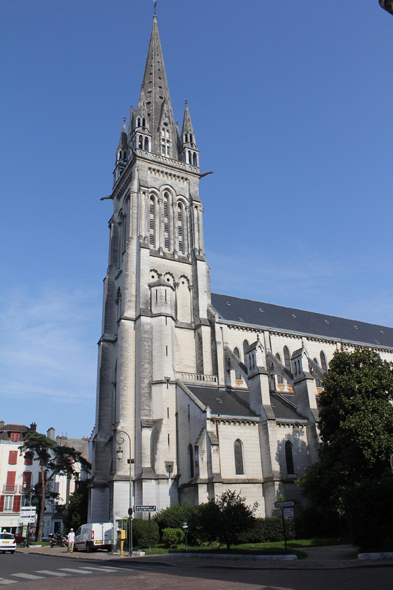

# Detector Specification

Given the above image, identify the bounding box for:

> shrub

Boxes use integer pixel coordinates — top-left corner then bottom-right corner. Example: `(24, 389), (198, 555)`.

(294, 505), (346, 540)
(239, 517), (295, 543)
(132, 518), (159, 549)
(154, 503), (202, 544)
(162, 528), (184, 548)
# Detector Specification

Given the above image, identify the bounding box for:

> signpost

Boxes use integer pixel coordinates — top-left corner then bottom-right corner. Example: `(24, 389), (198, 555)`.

(128, 507), (133, 555)
(19, 507), (37, 548)
(182, 521), (188, 551)
(134, 505), (156, 552)
(274, 501), (295, 553)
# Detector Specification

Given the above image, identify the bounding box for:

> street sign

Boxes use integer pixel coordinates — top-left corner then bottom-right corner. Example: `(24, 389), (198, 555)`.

(284, 508), (294, 520)
(19, 516), (36, 524)
(134, 505), (156, 512)
(275, 501), (295, 508)
(20, 507), (36, 517)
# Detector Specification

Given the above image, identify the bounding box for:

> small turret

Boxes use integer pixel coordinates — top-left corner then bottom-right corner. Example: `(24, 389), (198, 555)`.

(180, 101), (199, 167)
(113, 118), (128, 186)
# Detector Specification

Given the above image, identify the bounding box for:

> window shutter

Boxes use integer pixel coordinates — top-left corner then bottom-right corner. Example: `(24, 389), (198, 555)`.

(24, 452), (33, 465)
(23, 471), (32, 490)
(0, 496), (4, 512)
(13, 495), (21, 512)
(6, 471), (16, 492)
(8, 451), (18, 465)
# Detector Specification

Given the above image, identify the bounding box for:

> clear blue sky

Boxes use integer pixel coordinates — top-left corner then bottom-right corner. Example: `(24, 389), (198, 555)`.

(1, 1), (392, 437)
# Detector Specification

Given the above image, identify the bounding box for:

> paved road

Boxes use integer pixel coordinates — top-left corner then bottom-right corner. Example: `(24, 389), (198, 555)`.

(1, 551), (392, 590)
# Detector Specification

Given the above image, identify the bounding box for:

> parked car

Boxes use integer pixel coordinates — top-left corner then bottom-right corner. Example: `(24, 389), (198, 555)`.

(74, 523), (113, 552)
(0, 532), (16, 554)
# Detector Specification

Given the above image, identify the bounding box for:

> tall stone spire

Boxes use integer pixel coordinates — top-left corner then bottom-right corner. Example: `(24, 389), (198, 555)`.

(181, 101), (195, 143)
(133, 15), (178, 159)
(180, 100), (199, 167)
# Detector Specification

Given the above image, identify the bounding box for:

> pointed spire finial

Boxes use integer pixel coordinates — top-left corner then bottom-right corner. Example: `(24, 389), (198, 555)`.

(154, 1), (157, 16)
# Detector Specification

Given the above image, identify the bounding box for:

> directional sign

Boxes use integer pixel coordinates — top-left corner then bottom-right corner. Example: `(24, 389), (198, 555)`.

(275, 501), (295, 508)
(284, 508), (294, 520)
(19, 516), (36, 524)
(134, 505), (156, 512)
(20, 507), (36, 517)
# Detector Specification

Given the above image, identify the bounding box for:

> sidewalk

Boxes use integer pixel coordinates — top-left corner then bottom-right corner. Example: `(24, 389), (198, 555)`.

(17, 544), (393, 569)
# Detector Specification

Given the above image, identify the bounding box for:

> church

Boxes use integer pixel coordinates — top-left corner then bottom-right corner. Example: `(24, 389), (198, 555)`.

(88, 15), (393, 522)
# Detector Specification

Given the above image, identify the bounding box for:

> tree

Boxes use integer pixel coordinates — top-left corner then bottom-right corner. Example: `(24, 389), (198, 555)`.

(299, 349), (393, 548)
(199, 490), (257, 549)
(20, 431), (91, 542)
(62, 479), (90, 532)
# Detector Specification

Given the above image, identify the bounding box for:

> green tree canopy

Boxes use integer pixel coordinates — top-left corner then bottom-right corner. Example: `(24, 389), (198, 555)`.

(20, 431), (91, 541)
(299, 349), (393, 549)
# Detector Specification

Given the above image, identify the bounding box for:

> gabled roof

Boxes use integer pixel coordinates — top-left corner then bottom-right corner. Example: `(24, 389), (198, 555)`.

(188, 386), (257, 418)
(211, 293), (393, 348)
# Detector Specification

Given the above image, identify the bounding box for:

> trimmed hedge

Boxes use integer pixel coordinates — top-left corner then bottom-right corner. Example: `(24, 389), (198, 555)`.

(162, 528), (185, 548)
(239, 517), (295, 543)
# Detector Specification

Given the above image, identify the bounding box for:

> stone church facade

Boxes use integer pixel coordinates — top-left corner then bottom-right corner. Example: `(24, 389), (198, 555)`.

(88, 16), (393, 522)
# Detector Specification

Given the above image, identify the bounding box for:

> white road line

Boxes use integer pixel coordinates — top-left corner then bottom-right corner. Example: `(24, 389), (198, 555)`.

(35, 570), (70, 577)
(10, 574), (42, 580)
(78, 566), (121, 572)
(58, 568), (93, 574)
(0, 580), (18, 585)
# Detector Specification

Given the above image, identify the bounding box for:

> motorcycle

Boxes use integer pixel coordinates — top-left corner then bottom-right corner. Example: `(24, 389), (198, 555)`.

(49, 534), (68, 548)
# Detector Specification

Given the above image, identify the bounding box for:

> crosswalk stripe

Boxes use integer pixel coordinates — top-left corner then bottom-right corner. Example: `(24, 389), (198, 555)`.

(35, 570), (70, 577)
(58, 568), (93, 574)
(11, 573), (44, 580)
(0, 580), (18, 585)
(78, 566), (120, 572)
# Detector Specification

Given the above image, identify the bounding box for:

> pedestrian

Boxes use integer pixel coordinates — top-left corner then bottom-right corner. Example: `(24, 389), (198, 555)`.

(67, 528), (75, 553)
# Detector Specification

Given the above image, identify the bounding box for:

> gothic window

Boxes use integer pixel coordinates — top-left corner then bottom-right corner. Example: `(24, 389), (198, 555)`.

(149, 196), (155, 247)
(138, 135), (143, 149)
(190, 133), (193, 144)
(285, 441), (295, 475)
(193, 152), (197, 166)
(184, 133), (188, 143)
(276, 353), (283, 383)
(194, 446), (199, 477)
(320, 351), (327, 372)
(234, 439), (244, 475)
(284, 346), (291, 371)
(163, 192), (170, 250)
(188, 150), (192, 164)
(188, 444), (194, 479)
(137, 117), (141, 127)
(177, 203), (184, 254)
(142, 117), (146, 127)
(243, 340), (249, 360)
(144, 136), (149, 151)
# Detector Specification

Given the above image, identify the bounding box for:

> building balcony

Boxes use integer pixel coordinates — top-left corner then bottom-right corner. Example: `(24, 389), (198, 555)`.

(3, 485), (18, 493)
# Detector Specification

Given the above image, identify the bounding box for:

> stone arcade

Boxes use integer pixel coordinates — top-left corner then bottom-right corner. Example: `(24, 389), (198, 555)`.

(88, 16), (393, 522)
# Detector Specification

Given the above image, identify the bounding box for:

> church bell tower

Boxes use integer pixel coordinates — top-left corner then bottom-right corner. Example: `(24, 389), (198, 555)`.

(89, 15), (214, 521)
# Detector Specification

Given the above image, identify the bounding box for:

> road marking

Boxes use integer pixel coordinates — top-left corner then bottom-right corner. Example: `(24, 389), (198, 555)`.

(0, 580), (18, 585)
(10, 574), (42, 580)
(58, 568), (93, 574)
(35, 570), (70, 577)
(78, 566), (121, 572)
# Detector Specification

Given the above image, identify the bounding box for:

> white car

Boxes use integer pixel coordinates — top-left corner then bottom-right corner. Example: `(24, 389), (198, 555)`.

(0, 533), (16, 554)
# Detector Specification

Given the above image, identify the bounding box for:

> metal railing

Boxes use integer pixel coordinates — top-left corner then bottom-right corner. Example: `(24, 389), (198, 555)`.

(176, 372), (218, 385)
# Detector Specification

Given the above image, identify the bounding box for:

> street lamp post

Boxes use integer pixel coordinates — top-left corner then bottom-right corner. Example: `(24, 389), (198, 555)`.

(115, 430), (134, 556)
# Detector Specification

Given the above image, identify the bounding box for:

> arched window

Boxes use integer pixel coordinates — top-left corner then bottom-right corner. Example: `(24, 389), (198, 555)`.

(149, 196), (155, 247)
(190, 133), (193, 144)
(234, 439), (244, 475)
(177, 203), (184, 254)
(163, 192), (170, 250)
(184, 133), (188, 143)
(138, 135), (143, 149)
(276, 353), (283, 383)
(144, 137), (149, 151)
(284, 346), (291, 371)
(137, 117), (141, 127)
(193, 153), (197, 166)
(243, 340), (249, 360)
(188, 150), (192, 164)
(320, 351), (327, 372)
(285, 441), (294, 475)
(142, 117), (146, 128)
(188, 444), (194, 478)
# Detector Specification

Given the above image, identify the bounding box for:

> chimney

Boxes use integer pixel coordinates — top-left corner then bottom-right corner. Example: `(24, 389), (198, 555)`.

(0, 420), (4, 430)
(30, 422), (37, 431)
(47, 427), (56, 440)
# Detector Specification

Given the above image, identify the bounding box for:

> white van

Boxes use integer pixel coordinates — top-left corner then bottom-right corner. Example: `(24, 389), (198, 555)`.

(74, 523), (113, 552)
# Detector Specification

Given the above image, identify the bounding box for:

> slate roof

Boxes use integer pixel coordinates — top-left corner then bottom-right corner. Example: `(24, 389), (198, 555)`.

(0, 424), (29, 433)
(188, 386), (257, 418)
(211, 293), (393, 348)
(270, 394), (307, 421)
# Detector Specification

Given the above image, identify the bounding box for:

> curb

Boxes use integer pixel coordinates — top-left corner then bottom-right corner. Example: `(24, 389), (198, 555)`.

(168, 552), (297, 561)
